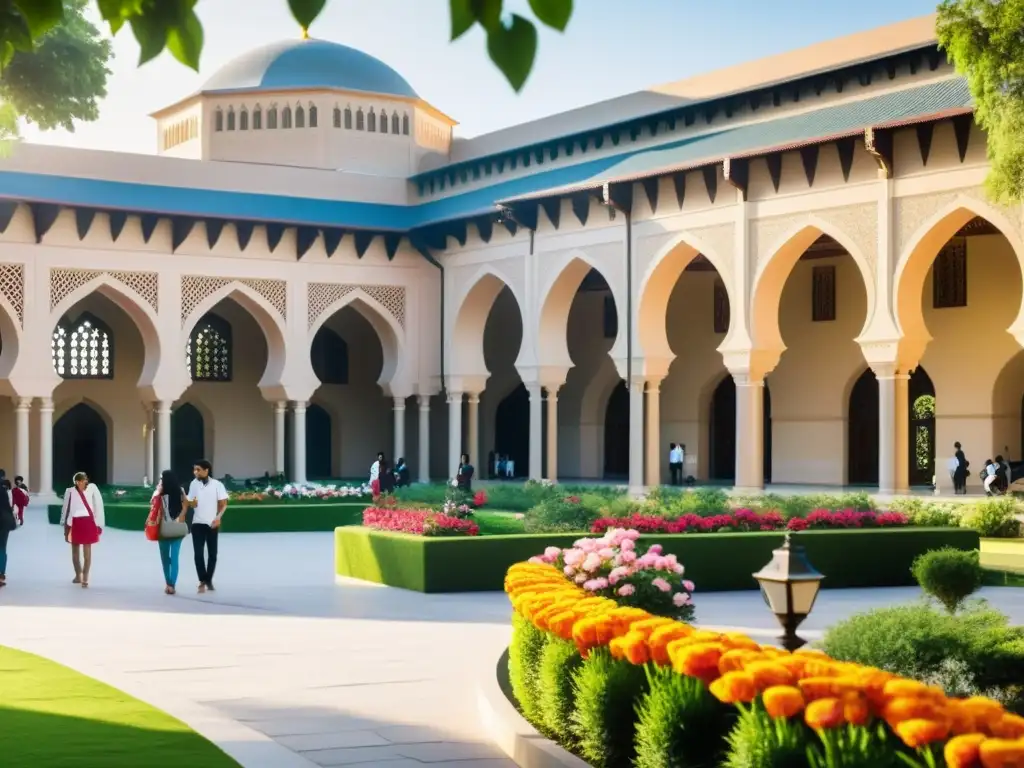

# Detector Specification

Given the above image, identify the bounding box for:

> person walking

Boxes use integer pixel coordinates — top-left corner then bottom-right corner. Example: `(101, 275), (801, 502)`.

(12, 476), (28, 526)
(153, 470), (188, 595)
(456, 453), (474, 491)
(951, 442), (969, 495)
(186, 460), (228, 594)
(58, 472), (104, 588)
(0, 479), (16, 587)
(668, 443), (684, 486)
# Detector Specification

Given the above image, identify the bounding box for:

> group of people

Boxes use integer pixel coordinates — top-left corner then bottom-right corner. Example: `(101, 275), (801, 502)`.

(368, 453), (410, 495)
(948, 442), (1014, 496)
(0, 460), (228, 595)
(487, 452), (516, 479)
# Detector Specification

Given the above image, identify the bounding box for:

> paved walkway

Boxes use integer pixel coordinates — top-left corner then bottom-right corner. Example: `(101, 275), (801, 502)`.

(1, 506), (1022, 768)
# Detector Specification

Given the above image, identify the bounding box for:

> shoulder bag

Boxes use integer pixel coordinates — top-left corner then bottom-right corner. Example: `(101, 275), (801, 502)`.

(145, 495), (161, 541)
(159, 495), (188, 540)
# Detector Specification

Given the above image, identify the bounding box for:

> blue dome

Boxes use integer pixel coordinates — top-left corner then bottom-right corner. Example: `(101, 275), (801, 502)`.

(202, 39), (417, 99)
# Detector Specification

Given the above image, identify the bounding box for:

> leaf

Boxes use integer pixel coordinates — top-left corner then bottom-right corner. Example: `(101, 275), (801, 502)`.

(128, 13), (168, 65)
(471, 0), (502, 32)
(166, 8), (203, 69)
(287, 0), (327, 31)
(12, 0), (63, 36)
(486, 13), (537, 91)
(449, 0), (475, 40)
(527, 0), (572, 32)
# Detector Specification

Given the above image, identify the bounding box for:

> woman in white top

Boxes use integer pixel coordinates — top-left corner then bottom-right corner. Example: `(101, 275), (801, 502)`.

(369, 451), (384, 494)
(58, 472), (105, 588)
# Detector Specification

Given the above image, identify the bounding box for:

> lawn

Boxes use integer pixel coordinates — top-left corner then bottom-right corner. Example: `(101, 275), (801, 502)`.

(474, 510), (526, 535)
(0, 646), (239, 767)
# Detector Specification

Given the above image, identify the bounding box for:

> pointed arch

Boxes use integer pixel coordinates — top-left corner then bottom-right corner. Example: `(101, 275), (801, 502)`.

(894, 197), (1024, 361)
(451, 267), (525, 377)
(214, 108), (224, 132)
(49, 275), (162, 388)
(308, 103), (318, 128)
(637, 230), (734, 363)
(253, 104), (263, 130)
(537, 252), (622, 369)
(0, 292), (22, 380)
(750, 216), (875, 353)
(239, 107), (249, 131)
(182, 282), (288, 388)
(307, 288), (406, 388)
(226, 107), (236, 131)
(52, 398), (112, 485)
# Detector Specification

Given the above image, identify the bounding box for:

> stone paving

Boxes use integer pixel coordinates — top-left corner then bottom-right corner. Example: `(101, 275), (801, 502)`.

(1, 505), (1022, 767)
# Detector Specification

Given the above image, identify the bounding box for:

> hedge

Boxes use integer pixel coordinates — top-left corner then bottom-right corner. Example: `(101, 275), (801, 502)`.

(334, 526), (980, 593)
(48, 503), (367, 533)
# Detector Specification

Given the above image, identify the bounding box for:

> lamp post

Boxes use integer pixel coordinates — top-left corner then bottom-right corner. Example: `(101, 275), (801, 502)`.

(752, 532), (824, 652)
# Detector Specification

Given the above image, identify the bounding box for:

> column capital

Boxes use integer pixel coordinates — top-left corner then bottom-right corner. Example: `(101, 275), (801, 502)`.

(274, 400), (288, 413)
(15, 397), (32, 411)
(446, 390), (463, 404)
(292, 400), (308, 410)
(870, 362), (911, 380)
(733, 372), (765, 388)
(417, 393), (432, 409)
(466, 392), (480, 405)
(393, 396), (408, 410)
(37, 397), (54, 411)
(722, 345), (782, 381)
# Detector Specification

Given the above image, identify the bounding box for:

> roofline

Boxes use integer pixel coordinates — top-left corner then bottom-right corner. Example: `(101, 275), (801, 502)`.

(151, 87), (458, 126)
(496, 105), (974, 205)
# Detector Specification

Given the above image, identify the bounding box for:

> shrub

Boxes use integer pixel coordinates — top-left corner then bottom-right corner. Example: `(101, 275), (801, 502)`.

(590, 509), (909, 535)
(723, 702), (810, 768)
(523, 495), (597, 533)
(820, 602), (1024, 711)
(911, 547), (984, 612)
(570, 649), (648, 768)
(960, 497), (1022, 538)
(634, 666), (733, 768)
(536, 636), (582, 743)
(664, 488), (731, 517)
(508, 612), (547, 724)
(361, 507), (479, 536)
(889, 498), (962, 528)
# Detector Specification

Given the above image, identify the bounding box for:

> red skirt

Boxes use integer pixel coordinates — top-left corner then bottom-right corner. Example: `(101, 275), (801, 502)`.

(69, 515), (100, 545)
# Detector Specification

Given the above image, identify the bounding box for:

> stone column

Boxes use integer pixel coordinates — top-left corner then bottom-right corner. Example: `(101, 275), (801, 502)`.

(628, 380), (645, 493)
(545, 388), (558, 482)
(144, 406), (155, 485)
(273, 401), (287, 477)
(156, 401), (172, 476)
(528, 384), (543, 481)
(876, 368), (910, 494)
(393, 397), (407, 464)
(292, 401), (307, 485)
(894, 373), (910, 494)
(38, 397), (53, 495)
(734, 374), (765, 492)
(447, 391), (463, 479)
(418, 395), (431, 483)
(645, 381), (661, 488)
(15, 398), (30, 484)
(466, 393), (480, 470)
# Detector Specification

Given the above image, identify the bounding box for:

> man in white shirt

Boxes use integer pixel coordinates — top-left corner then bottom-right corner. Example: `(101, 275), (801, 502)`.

(187, 459), (228, 593)
(668, 443), (683, 485)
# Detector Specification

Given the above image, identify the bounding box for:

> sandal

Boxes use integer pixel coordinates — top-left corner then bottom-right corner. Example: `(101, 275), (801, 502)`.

(197, 583), (207, 594)
(81, 581), (89, 589)
(164, 586), (173, 595)
(168, 586), (176, 595)
(72, 576), (81, 584)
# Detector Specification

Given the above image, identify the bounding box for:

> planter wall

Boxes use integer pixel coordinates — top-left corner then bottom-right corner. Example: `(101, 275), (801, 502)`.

(334, 526), (980, 593)
(49, 503), (366, 532)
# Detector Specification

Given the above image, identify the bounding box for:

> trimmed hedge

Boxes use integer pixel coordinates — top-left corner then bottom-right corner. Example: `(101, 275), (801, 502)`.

(334, 526), (981, 593)
(48, 503), (366, 533)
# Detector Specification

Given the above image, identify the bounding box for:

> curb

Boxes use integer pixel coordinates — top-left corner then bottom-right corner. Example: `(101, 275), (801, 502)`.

(475, 648), (591, 768)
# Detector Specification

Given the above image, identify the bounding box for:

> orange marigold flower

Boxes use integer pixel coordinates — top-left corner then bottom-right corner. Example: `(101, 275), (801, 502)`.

(896, 719), (950, 750)
(709, 671), (758, 704)
(882, 679), (934, 700)
(718, 649), (763, 674)
(960, 698), (1009, 733)
(648, 625), (693, 666)
(805, 698), (845, 730)
(798, 677), (861, 702)
(746, 661), (796, 691)
(990, 714), (1024, 740)
(629, 617), (676, 639)
(548, 611), (578, 641)
(979, 737), (1024, 768)
(762, 686), (805, 719)
(843, 695), (871, 726)
(721, 633), (761, 651)
(670, 642), (725, 682)
(883, 696), (946, 726)
(944, 734), (986, 768)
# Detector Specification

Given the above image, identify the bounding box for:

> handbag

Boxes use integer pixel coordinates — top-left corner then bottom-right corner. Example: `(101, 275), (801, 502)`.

(158, 496), (188, 540)
(145, 495), (161, 541)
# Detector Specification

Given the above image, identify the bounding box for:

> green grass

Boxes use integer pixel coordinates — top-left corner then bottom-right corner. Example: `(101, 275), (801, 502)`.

(475, 510), (526, 535)
(48, 503), (369, 532)
(0, 646), (239, 767)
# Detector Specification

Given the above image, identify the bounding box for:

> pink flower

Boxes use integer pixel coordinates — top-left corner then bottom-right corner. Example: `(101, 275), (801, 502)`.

(620, 538), (635, 551)
(598, 547), (616, 560)
(673, 592), (693, 607)
(608, 566), (630, 585)
(582, 552), (603, 572)
(648, 544), (663, 555)
(575, 573), (587, 584)
(617, 584), (636, 597)
(652, 577), (671, 593)
(544, 546), (561, 559)
(563, 549), (585, 567)
(682, 579), (695, 592)
(619, 549), (637, 564)
(563, 566), (576, 577)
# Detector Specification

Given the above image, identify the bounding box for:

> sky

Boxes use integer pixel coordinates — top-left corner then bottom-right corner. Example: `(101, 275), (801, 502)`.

(21, 0), (941, 155)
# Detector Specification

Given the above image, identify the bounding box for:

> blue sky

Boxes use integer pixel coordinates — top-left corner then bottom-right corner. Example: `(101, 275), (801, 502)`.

(21, 0), (940, 154)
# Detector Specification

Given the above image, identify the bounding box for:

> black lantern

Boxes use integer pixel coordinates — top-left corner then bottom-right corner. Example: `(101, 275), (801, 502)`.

(752, 532), (824, 652)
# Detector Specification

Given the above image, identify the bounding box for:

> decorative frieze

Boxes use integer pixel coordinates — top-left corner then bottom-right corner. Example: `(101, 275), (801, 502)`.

(894, 186), (1024, 255)
(50, 268), (159, 314)
(751, 203), (878, 272)
(180, 275), (287, 325)
(690, 223), (735, 281)
(307, 282), (406, 329)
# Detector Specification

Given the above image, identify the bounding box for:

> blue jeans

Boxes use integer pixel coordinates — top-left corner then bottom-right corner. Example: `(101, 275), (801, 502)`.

(159, 538), (182, 586)
(0, 528), (8, 574)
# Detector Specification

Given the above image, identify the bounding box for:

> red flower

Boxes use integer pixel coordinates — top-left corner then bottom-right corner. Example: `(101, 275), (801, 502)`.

(362, 507), (478, 537)
(473, 490), (488, 507)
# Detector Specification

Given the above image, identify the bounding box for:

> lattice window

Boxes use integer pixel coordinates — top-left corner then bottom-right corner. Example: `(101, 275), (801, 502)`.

(713, 278), (730, 334)
(391, 112), (400, 134)
(239, 108), (249, 131)
(402, 114), (410, 135)
(344, 106), (352, 129)
(307, 282), (406, 329)
(368, 109), (377, 132)
(226, 108), (236, 131)
(812, 265), (836, 322)
(187, 313), (232, 382)
(933, 237), (967, 309)
(0, 263), (25, 326)
(311, 326), (348, 384)
(309, 104), (318, 128)
(52, 312), (113, 379)
(295, 105), (305, 128)
(356, 108), (364, 131)
(253, 106), (263, 130)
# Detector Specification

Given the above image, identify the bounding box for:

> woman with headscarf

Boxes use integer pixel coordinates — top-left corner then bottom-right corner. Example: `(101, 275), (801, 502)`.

(153, 469), (188, 595)
(59, 472), (105, 588)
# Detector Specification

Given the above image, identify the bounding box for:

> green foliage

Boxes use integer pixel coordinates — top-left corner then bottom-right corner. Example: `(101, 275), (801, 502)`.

(536, 636), (581, 743)
(732, 492), (876, 519)
(888, 498), (961, 528)
(724, 702), (810, 768)
(508, 612), (547, 723)
(523, 494), (597, 533)
(634, 665), (733, 768)
(820, 602), (1024, 712)
(938, 0), (1024, 203)
(960, 497), (1022, 538)
(569, 649), (648, 768)
(912, 547), (984, 612)
(665, 488), (731, 517)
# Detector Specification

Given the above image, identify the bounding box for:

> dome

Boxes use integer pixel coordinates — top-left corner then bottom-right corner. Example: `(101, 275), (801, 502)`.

(201, 39), (418, 99)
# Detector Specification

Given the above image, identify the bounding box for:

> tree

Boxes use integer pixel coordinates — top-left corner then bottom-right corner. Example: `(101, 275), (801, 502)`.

(937, 0), (1024, 204)
(0, 0), (572, 97)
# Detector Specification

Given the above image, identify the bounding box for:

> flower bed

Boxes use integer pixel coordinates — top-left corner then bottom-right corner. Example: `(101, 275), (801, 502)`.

(362, 507), (479, 537)
(591, 508), (910, 535)
(49, 502), (367, 532)
(505, 559), (1024, 768)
